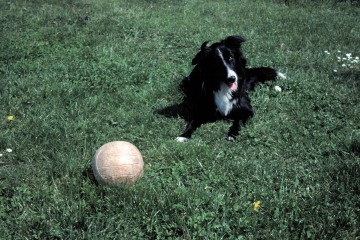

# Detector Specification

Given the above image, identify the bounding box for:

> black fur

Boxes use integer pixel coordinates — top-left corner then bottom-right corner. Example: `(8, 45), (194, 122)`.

(176, 35), (284, 142)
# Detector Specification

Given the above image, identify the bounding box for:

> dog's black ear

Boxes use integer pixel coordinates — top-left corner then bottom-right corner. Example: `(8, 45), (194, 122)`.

(223, 35), (245, 49)
(191, 41), (210, 65)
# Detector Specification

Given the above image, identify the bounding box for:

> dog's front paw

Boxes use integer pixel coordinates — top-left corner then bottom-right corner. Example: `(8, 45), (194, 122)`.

(176, 137), (189, 142)
(277, 72), (287, 80)
(227, 136), (236, 142)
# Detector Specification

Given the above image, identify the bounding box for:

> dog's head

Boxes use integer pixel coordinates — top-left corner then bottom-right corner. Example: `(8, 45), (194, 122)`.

(191, 35), (247, 91)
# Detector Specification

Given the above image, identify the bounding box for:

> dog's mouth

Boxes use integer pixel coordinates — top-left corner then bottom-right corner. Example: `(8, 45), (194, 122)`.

(225, 75), (238, 91)
(229, 82), (238, 91)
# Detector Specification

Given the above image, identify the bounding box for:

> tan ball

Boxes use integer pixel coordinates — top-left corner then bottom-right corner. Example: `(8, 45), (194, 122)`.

(92, 141), (144, 185)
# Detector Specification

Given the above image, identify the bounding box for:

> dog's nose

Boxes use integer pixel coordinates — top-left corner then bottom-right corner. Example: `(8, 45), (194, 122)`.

(227, 75), (236, 83)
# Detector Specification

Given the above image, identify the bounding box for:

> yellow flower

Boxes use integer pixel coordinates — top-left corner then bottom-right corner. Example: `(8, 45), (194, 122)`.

(253, 201), (261, 211)
(7, 116), (14, 121)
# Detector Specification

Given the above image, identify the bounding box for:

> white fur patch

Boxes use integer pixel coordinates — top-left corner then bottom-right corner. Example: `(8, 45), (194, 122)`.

(227, 136), (236, 141)
(176, 137), (188, 142)
(277, 72), (286, 79)
(214, 83), (237, 116)
(213, 49), (239, 116)
(217, 49), (238, 83)
(274, 85), (282, 92)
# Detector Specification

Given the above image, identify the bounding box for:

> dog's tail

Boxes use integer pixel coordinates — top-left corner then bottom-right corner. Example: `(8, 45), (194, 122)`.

(245, 67), (286, 91)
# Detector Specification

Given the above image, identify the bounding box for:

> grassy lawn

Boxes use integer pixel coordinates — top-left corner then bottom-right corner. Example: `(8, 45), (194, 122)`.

(1, 0), (360, 239)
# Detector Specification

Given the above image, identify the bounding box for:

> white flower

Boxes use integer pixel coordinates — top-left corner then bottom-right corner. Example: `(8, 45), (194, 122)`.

(355, 56), (359, 60)
(346, 53), (352, 58)
(333, 69), (338, 73)
(0, 153), (3, 157)
(6, 148), (12, 153)
(324, 50), (330, 54)
(342, 64), (347, 67)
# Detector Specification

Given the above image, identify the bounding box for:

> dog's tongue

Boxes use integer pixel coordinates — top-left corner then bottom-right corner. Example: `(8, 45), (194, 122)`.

(230, 82), (238, 90)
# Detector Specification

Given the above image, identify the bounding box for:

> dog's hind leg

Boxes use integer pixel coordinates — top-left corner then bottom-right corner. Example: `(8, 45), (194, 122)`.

(245, 67), (286, 91)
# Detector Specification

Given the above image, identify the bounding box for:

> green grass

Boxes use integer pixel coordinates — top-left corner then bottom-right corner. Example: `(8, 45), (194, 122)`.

(1, 0), (360, 239)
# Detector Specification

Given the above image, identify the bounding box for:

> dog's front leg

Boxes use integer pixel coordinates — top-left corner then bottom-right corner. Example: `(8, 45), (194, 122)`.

(227, 102), (254, 141)
(227, 120), (244, 141)
(176, 119), (202, 142)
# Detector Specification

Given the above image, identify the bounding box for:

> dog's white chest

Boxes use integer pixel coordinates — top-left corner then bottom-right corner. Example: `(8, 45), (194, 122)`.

(214, 84), (237, 116)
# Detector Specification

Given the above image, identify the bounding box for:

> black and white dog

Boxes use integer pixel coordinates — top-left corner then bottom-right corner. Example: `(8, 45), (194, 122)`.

(176, 35), (285, 142)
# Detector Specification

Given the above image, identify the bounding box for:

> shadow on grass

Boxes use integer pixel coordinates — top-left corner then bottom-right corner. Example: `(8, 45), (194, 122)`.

(82, 167), (99, 186)
(155, 101), (225, 125)
(337, 70), (360, 93)
(155, 102), (192, 122)
(349, 135), (360, 156)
